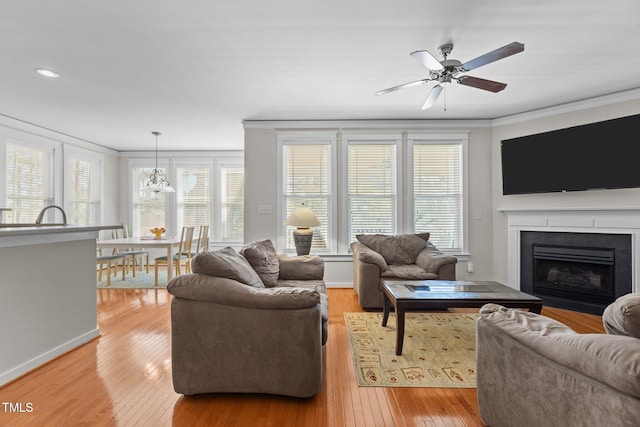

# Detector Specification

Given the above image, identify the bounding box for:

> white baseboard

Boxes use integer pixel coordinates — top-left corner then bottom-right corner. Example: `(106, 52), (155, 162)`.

(326, 282), (353, 288)
(0, 328), (100, 387)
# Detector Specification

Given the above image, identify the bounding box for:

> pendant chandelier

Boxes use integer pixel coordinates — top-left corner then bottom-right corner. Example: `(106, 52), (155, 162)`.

(146, 131), (175, 193)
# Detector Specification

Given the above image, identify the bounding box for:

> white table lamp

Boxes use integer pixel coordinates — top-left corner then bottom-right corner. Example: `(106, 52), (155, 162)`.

(284, 204), (320, 255)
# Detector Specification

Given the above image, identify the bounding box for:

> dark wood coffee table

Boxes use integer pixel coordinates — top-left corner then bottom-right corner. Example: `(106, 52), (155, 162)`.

(381, 280), (542, 355)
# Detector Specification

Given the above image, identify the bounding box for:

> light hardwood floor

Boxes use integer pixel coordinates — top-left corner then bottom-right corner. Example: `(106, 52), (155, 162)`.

(0, 288), (605, 426)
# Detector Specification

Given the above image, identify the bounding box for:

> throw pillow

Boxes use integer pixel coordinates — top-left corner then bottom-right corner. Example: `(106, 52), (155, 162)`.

(415, 232), (430, 242)
(602, 293), (640, 338)
(191, 247), (265, 288)
(240, 239), (280, 287)
(356, 233), (429, 265)
(278, 254), (324, 280)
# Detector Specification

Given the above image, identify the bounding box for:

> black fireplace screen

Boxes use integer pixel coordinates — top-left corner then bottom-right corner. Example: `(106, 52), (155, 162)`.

(520, 231), (632, 314)
(533, 245), (615, 306)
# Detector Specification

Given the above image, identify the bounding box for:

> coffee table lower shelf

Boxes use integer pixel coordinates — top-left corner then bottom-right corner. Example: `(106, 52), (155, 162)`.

(381, 280), (542, 355)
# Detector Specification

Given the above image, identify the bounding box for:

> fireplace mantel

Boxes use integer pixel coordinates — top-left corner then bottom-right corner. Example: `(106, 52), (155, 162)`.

(500, 207), (640, 293)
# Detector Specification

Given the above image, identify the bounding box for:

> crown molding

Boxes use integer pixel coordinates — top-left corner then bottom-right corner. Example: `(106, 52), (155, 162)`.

(244, 89), (640, 131)
(123, 150), (243, 158)
(492, 88), (640, 127)
(0, 113), (118, 156)
(242, 119), (493, 130)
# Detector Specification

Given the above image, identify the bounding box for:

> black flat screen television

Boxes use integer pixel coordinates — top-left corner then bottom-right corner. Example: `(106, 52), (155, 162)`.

(501, 113), (640, 195)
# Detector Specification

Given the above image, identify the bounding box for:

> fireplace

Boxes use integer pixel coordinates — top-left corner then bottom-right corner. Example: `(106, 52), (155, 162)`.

(521, 231), (632, 314)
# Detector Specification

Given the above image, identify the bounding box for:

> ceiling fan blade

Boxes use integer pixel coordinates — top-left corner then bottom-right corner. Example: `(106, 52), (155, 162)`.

(410, 50), (444, 71)
(457, 76), (507, 93)
(460, 42), (524, 72)
(375, 79), (428, 96)
(421, 84), (444, 110)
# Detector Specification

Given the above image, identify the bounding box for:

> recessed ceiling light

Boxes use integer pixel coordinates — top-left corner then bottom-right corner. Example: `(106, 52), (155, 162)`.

(35, 68), (61, 78)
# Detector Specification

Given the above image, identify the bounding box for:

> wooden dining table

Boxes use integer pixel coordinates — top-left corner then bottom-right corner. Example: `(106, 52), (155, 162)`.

(96, 236), (183, 281)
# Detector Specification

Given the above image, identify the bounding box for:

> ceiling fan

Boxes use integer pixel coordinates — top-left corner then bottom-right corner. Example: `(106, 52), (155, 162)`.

(376, 41), (524, 109)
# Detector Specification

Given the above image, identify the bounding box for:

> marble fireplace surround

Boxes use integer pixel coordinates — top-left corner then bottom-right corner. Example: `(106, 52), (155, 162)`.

(500, 207), (640, 294)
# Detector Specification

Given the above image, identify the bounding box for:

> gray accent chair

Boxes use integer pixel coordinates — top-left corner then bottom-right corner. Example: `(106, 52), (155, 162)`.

(476, 294), (640, 427)
(350, 233), (458, 309)
(167, 242), (327, 398)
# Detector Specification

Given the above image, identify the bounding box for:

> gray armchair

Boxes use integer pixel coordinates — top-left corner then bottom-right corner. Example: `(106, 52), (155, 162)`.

(350, 233), (457, 309)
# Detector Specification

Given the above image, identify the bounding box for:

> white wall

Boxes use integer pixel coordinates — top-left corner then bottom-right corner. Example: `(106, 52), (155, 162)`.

(243, 121), (496, 287)
(243, 128), (279, 242)
(491, 96), (640, 285)
(101, 152), (120, 225)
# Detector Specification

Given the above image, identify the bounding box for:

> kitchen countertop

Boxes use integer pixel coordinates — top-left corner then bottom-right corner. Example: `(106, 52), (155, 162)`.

(0, 224), (120, 237)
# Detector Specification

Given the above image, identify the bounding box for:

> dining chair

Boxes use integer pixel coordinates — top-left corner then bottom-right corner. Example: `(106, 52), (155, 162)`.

(97, 249), (126, 286)
(179, 225), (210, 276)
(112, 225), (149, 277)
(154, 226), (194, 286)
(192, 224), (210, 257)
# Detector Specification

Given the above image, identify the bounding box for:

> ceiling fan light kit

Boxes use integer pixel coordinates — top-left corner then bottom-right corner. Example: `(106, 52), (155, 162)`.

(377, 41), (524, 109)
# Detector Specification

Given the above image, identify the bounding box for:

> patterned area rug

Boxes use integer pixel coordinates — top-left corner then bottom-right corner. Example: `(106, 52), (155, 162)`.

(97, 269), (169, 289)
(344, 312), (479, 388)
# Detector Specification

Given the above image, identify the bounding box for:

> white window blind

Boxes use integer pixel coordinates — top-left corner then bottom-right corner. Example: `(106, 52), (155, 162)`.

(282, 144), (330, 251)
(176, 166), (210, 232)
(5, 142), (54, 223)
(278, 131), (466, 255)
(413, 143), (463, 251)
(66, 156), (100, 225)
(132, 167), (166, 236)
(221, 166), (244, 241)
(347, 144), (396, 243)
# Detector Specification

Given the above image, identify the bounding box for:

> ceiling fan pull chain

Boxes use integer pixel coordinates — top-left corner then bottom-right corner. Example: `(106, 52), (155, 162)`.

(444, 86), (447, 111)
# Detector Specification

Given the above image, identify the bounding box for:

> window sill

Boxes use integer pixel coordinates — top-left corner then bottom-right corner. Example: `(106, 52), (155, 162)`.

(317, 254), (353, 262)
(317, 253), (469, 262)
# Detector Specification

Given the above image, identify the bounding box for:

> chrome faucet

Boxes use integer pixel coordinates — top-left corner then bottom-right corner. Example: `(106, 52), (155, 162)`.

(35, 205), (68, 225)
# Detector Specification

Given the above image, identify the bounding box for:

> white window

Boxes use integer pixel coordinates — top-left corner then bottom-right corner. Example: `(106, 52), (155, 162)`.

(346, 139), (399, 244)
(132, 167), (167, 236)
(129, 155), (244, 244)
(176, 166), (210, 232)
(220, 165), (244, 242)
(411, 139), (464, 251)
(5, 141), (54, 223)
(64, 150), (101, 225)
(279, 138), (333, 253)
(278, 131), (467, 255)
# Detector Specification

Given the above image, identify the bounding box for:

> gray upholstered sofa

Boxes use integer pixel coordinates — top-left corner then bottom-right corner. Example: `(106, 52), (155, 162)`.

(350, 233), (458, 309)
(476, 294), (640, 427)
(167, 240), (327, 398)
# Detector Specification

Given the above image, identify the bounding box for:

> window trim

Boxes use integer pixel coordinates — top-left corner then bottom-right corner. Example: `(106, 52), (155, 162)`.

(129, 158), (174, 236)
(63, 146), (103, 225)
(173, 160), (213, 239)
(340, 133), (403, 253)
(407, 133), (469, 255)
(3, 137), (60, 223)
(276, 132), (337, 254)
(127, 153), (244, 245)
(277, 130), (469, 256)
(214, 157), (245, 243)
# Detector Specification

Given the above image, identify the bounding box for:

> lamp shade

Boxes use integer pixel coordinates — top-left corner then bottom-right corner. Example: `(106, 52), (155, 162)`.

(284, 205), (320, 228)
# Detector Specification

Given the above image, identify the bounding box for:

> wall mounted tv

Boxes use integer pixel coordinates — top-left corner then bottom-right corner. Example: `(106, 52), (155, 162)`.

(501, 113), (640, 195)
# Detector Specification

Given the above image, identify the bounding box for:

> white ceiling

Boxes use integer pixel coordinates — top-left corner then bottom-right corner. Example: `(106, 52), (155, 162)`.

(1, 1), (640, 152)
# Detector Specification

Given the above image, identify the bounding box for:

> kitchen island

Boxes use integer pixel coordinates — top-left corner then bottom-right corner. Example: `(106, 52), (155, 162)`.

(0, 225), (119, 386)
